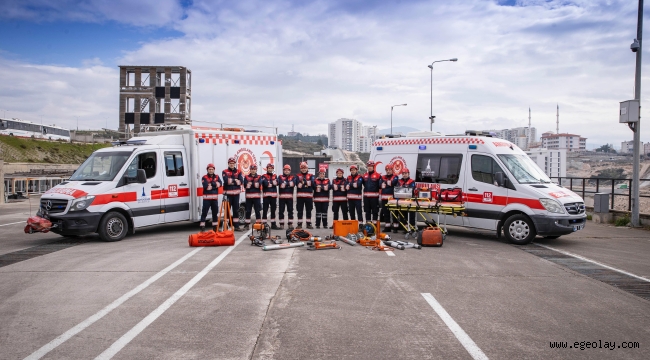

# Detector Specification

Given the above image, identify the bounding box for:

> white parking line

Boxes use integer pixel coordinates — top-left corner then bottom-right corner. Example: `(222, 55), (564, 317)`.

(0, 221), (24, 227)
(421, 293), (489, 360)
(24, 247), (204, 360)
(535, 243), (650, 283)
(95, 233), (249, 360)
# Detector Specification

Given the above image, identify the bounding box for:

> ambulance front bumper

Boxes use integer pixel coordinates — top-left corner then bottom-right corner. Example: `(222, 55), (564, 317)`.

(39, 210), (102, 235)
(530, 214), (587, 236)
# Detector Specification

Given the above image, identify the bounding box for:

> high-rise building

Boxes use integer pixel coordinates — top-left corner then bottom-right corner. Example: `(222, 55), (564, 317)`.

(328, 118), (364, 151)
(540, 132), (586, 152)
(483, 127), (536, 150)
(118, 66), (191, 137)
(526, 148), (567, 178)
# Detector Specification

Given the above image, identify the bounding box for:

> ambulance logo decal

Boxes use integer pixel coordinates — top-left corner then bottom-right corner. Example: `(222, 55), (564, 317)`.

(138, 187), (151, 203)
(483, 192), (493, 203)
(235, 148), (257, 176)
(389, 156), (407, 175)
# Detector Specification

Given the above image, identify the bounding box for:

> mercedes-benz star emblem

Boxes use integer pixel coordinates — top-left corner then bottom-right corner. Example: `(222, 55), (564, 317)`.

(44, 201), (52, 211)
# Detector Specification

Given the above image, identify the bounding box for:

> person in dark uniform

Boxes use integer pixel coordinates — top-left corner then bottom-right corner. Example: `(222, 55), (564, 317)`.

(380, 163), (399, 232)
(199, 163), (222, 232)
(278, 164), (296, 229)
(243, 164), (262, 230)
(397, 168), (416, 232)
(295, 161), (315, 229)
(260, 163), (280, 229)
(222, 157), (244, 231)
(331, 168), (349, 226)
(362, 160), (381, 223)
(346, 165), (363, 222)
(313, 166), (331, 229)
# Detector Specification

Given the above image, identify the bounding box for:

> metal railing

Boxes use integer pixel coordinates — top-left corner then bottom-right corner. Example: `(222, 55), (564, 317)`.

(551, 177), (650, 212)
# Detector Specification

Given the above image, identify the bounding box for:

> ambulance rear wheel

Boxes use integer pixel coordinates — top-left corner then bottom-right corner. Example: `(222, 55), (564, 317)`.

(504, 214), (535, 245)
(98, 212), (128, 242)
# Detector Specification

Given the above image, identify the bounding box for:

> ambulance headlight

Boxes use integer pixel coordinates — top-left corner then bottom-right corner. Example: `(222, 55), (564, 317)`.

(540, 198), (565, 214)
(70, 196), (96, 212)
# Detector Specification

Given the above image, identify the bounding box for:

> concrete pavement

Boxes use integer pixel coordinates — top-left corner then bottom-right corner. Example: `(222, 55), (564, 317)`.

(0, 200), (648, 359)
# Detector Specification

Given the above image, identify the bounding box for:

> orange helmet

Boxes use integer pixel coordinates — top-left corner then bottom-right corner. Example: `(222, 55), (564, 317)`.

(266, 163), (274, 169)
(300, 162), (308, 169)
(350, 165), (358, 170)
(250, 164), (258, 170)
(366, 160), (375, 167)
(336, 168), (344, 174)
(206, 163), (215, 170)
(228, 157), (236, 164)
(385, 164), (393, 171)
(283, 164), (291, 171)
(402, 167), (410, 174)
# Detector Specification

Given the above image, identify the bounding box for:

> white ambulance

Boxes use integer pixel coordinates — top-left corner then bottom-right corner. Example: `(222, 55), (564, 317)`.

(371, 131), (586, 244)
(36, 125), (282, 241)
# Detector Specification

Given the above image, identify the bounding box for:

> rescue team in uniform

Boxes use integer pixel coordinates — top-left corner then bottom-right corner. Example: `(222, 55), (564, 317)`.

(199, 159), (416, 233)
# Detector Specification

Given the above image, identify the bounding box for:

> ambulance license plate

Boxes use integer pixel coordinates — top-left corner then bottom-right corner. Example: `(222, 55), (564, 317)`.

(573, 224), (584, 232)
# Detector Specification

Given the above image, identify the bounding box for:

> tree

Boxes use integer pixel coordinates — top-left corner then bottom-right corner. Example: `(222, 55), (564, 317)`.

(595, 144), (615, 153)
(316, 139), (323, 146)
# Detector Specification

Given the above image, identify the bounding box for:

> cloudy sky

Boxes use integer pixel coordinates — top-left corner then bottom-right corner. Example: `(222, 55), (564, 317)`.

(0, 0), (647, 148)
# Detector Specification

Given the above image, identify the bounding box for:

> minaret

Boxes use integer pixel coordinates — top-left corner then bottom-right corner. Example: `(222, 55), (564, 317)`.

(556, 104), (559, 134)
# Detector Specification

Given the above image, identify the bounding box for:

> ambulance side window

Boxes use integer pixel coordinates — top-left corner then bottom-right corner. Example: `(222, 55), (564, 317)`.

(471, 155), (504, 186)
(126, 152), (157, 179)
(164, 152), (184, 176)
(416, 154), (462, 184)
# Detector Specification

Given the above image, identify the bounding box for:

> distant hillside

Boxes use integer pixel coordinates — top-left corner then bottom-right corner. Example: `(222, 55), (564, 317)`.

(378, 126), (420, 135)
(0, 136), (109, 164)
(281, 138), (324, 155)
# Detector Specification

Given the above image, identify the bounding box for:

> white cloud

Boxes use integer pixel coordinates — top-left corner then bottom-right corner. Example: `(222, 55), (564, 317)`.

(0, 0), (648, 147)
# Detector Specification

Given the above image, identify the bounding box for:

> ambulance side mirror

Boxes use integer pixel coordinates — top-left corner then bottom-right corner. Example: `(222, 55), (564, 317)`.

(495, 172), (505, 187)
(136, 169), (147, 184)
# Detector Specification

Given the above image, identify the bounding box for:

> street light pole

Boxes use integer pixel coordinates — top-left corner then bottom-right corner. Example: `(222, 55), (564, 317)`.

(630, 0), (644, 227)
(428, 58), (457, 131)
(390, 104), (407, 134)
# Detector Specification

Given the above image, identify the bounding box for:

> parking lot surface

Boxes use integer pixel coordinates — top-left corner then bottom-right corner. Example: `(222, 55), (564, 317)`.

(1, 200), (648, 359)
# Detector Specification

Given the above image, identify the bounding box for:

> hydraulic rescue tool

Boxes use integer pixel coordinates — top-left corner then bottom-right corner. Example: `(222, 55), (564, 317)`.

(307, 237), (341, 250)
(262, 242), (305, 251)
(249, 222), (283, 247)
(357, 221), (393, 251)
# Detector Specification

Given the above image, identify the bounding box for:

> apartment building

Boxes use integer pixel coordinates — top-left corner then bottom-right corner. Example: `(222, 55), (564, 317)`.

(540, 132), (586, 152)
(327, 118), (364, 152)
(483, 127), (536, 150)
(525, 148), (567, 178)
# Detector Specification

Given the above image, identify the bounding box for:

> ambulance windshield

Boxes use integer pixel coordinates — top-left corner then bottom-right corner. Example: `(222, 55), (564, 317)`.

(497, 154), (551, 184)
(70, 151), (132, 181)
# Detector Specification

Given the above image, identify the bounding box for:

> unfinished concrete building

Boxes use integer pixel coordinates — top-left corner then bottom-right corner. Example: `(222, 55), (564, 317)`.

(118, 66), (191, 136)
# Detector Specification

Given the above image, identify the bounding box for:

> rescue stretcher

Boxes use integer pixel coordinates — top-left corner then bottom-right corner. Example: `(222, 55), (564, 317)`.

(384, 198), (465, 240)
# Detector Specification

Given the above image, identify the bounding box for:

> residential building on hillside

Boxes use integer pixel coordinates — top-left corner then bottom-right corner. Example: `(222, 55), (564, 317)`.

(483, 126), (536, 150)
(540, 132), (586, 152)
(620, 140), (634, 154)
(645, 142), (650, 156)
(328, 118), (364, 151)
(525, 148), (567, 178)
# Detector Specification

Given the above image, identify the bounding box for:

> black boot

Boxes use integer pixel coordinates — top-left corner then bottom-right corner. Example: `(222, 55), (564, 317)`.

(271, 223), (280, 230)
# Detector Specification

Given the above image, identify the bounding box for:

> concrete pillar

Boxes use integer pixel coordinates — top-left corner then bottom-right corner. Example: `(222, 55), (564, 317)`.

(0, 159), (5, 204)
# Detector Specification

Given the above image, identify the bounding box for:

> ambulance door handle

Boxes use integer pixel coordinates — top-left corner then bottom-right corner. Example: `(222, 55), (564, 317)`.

(180, 183), (187, 186)
(468, 187), (478, 191)
(151, 185), (161, 189)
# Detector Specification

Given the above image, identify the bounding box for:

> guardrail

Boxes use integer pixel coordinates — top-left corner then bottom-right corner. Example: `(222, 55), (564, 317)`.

(551, 177), (650, 212)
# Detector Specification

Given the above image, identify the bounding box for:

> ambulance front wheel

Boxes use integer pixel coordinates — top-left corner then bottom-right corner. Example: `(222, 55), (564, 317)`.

(503, 214), (536, 245)
(98, 212), (128, 242)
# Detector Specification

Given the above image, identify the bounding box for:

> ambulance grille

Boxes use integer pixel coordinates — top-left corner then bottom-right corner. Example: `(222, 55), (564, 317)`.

(40, 199), (69, 214)
(564, 202), (585, 215)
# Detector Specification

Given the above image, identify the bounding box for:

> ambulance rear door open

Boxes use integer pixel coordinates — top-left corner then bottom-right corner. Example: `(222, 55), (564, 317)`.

(414, 149), (465, 227)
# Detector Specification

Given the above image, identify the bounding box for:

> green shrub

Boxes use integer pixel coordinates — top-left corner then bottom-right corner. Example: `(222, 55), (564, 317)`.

(586, 214), (592, 221)
(615, 216), (630, 227)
